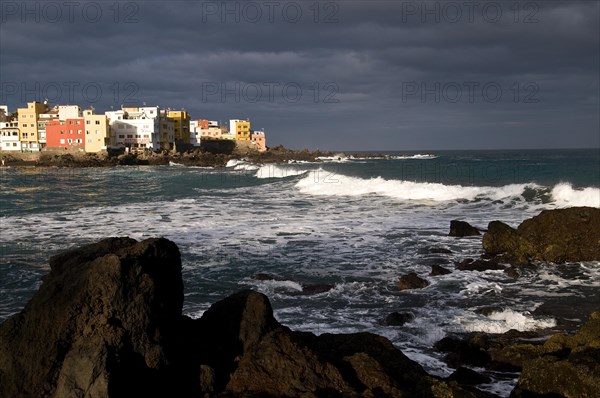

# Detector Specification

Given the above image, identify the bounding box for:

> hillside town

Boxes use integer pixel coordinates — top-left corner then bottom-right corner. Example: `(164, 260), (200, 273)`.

(0, 101), (267, 154)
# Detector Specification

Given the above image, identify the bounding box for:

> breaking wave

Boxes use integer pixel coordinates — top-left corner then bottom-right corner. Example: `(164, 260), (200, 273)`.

(295, 171), (599, 206)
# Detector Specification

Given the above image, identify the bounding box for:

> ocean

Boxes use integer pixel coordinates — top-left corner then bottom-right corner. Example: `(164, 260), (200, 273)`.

(1, 148), (599, 396)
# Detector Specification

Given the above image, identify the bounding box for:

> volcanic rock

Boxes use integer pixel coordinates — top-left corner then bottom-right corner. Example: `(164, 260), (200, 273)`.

(430, 264), (452, 275)
(447, 367), (491, 385)
(510, 311), (600, 397)
(0, 237), (486, 398)
(483, 207), (600, 265)
(450, 220), (482, 237)
(398, 272), (430, 290)
(0, 237), (184, 398)
(455, 258), (505, 272)
(380, 312), (415, 326)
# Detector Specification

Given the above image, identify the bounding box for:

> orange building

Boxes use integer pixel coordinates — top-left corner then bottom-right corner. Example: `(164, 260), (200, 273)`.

(45, 118), (85, 149)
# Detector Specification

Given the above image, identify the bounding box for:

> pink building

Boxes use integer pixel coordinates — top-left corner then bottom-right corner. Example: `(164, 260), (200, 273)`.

(251, 130), (267, 152)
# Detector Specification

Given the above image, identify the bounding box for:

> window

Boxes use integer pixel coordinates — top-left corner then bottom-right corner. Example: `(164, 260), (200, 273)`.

(30, 124), (34, 127)
(127, 134), (133, 138)
(69, 121), (74, 125)
(60, 139), (65, 144)
(68, 139), (72, 144)
(22, 124), (26, 128)
(118, 134), (125, 138)
(86, 130), (90, 135)
(78, 130), (82, 134)
(88, 139), (92, 143)
(77, 121), (81, 125)
(95, 120), (100, 125)
(12, 143), (17, 147)
(86, 120), (91, 125)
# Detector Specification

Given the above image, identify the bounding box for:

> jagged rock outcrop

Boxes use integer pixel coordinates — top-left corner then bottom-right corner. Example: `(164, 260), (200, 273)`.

(0, 237), (488, 398)
(483, 207), (600, 265)
(0, 237), (184, 398)
(449, 220), (481, 237)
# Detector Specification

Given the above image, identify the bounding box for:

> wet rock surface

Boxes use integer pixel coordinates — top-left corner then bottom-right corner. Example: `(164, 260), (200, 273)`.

(449, 220), (482, 237)
(483, 207), (600, 265)
(398, 272), (430, 290)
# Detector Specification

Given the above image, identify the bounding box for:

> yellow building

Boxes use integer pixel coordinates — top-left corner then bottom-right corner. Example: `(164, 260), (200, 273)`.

(83, 109), (109, 153)
(230, 119), (251, 141)
(167, 110), (190, 145)
(17, 101), (48, 151)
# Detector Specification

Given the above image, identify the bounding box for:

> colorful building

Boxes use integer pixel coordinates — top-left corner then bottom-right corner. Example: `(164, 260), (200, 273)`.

(37, 108), (60, 149)
(229, 119), (251, 141)
(83, 109), (109, 153)
(45, 118), (85, 149)
(251, 130), (267, 152)
(167, 110), (191, 145)
(17, 101), (49, 151)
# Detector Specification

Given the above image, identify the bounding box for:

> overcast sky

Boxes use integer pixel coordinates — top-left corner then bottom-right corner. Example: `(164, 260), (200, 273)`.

(1, 0), (598, 150)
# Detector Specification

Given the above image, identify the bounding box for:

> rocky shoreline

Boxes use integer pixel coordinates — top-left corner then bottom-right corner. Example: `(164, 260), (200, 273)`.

(0, 208), (599, 397)
(0, 145), (392, 168)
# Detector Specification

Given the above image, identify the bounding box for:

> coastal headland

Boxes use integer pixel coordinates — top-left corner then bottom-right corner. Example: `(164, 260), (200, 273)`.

(1, 208), (599, 397)
(0, 143), (383, 168)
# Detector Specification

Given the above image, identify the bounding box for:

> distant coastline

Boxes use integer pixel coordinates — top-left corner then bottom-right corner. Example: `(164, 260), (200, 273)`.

(0, 144), (406, 168)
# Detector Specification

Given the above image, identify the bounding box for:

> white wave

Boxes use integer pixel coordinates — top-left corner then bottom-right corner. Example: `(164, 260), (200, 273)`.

(255, 164), (309, 179)
(225, 158), (260, 171)
(169, 161), (184, 166)
(225, 159), (246, 168)
(461, 309), (556, 333)
(550, 183), (600, 208)
(316, 153), (354, 162)
(235, 163), (260, 171)
(295, 170), (536, 202)
(391, 154), (438, 160)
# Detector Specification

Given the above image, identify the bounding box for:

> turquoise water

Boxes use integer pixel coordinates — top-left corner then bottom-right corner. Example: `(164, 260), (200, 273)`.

(0, 149), (599, 396)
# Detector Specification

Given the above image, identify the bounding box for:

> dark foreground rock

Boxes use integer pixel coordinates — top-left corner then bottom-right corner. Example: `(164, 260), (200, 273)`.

(0, 237), (184, 398)
(0, 237), (488, 398)
(449, 220), (482, 237)
(483, 207), (600, 265)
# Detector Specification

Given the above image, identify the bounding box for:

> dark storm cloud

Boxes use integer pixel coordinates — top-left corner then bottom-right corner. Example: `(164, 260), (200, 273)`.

(0, 0), (598, 149)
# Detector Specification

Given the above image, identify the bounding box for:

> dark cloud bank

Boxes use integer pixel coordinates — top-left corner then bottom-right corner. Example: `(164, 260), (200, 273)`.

(1, 0), (598, 150)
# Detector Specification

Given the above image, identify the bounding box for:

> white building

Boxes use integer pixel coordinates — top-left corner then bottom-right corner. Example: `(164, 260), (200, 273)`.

(0, 120), (21, 151)
(229, 119), (242, 136)
(105, 106), (174, 151)
(190, 120), (202, 146)
(58, 105), (82, 121)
